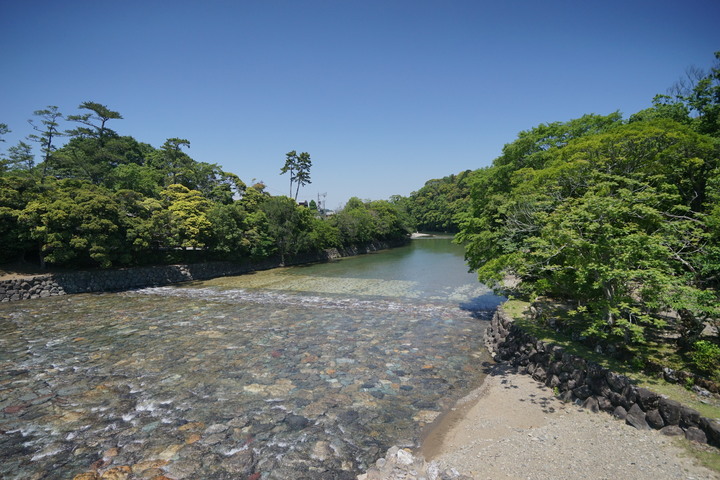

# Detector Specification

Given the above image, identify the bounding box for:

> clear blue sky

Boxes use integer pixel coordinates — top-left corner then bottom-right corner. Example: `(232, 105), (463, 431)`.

(2, 0), (718, 210)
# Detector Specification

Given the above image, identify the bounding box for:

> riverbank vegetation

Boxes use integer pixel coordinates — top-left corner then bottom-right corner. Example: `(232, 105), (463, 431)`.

(456, 53), (720, 385)
(0, 103), (412, 270)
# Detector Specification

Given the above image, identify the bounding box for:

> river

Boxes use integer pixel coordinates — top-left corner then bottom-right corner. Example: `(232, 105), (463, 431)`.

(0, 237), (503, 480)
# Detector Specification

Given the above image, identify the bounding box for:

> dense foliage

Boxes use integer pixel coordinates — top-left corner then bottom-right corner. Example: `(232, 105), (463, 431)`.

(398, 171), (476, 232)
(457, 53), (720, 366)
(0, 103), (411, 269)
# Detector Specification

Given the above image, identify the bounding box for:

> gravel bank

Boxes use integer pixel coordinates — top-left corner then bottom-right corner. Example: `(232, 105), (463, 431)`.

(360, 363), (719, 479)
(426, 363), (718, 479)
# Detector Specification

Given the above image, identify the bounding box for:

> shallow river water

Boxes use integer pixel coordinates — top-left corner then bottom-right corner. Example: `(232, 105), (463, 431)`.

(0, 238), (503, 479)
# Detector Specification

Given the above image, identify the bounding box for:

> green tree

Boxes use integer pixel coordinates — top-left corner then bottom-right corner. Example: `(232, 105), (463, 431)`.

(18, 180), (127, 268)
(293, 151), (312, 200)
(151, 138), (192, 186)
(107, 163), (162, 197)
(0, 175), (42, 263)
(280, 150), (312, 200)
(67, 101), (123, 147)
(280, 150), (298, 198)
(160, 184), (212, 249)
(2, 141), (34, 173)
(27, 106), (65, 181)
(260, 196), (314, 264)
(458, 116), (720, 349)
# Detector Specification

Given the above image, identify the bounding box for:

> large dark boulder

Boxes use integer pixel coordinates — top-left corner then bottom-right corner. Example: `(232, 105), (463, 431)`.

(659, 425), (684, 437)
(685, 427), (708, 444)
(680, 406), (701, 429)
(587, 376), (612, 397)
(622, 385), (637, 406)
(612, 406), (627, 420)
(596, 395), (614, 413)
(586, 361), (605, 379)
(635, 388), (661, 411)
(605, 371), (628, 393)
(645, 409), (665, 430)
(532, 366), (547, 382)
(608, 391), (631, 410)
(626, 404), (650, 430)
(572, 385), (592, 400)
(700, 417), (720, 447)
(658, 398), (681, 425)
(582, 396), (600, 413)
(546, 374), (560, 389)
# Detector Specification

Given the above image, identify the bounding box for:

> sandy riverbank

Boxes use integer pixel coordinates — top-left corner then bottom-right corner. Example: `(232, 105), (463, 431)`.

(421, 363), (718, 479)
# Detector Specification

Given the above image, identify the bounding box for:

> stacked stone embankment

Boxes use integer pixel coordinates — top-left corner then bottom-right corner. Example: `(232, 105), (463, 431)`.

(0, 239), (408, 303)
(485, 307), (720, 447)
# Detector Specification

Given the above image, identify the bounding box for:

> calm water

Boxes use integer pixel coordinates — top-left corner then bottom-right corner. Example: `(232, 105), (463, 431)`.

(0, 238), (503, 479)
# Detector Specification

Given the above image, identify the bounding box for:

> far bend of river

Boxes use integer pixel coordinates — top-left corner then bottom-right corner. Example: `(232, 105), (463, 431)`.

(0, 237), (504, 480)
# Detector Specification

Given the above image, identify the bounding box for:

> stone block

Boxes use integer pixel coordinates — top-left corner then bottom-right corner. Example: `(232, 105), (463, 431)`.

(608, 391), (630, 409)
(612, 406), (627, 420)
(532, 366), (547, 382)
(587, 376), (611, 397)
(559, 390), (574, 403)
(685, 426), (708, 444)
(645, 409), (665, 430)
(700, 417), (720, 447)
(680, 406), (701, 429)
(625, 404), (650, 430)
(545, 375), (560, 389)
(606, 371), (628, 392)
(596, 395), (613, 412)
(659, 425), (684, 437)
(582, 396), (600, 413)
(658, 398), (681, 425)
(635, 387), (660, 411)
(572, 385), (592, 400)
(622, 385), (637, 405)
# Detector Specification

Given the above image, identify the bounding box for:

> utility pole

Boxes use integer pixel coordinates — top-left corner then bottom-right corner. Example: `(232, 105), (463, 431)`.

(317, 192), (327, 215)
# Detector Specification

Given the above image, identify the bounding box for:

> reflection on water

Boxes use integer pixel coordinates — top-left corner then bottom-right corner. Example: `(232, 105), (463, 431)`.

(0, 238), (503, 479)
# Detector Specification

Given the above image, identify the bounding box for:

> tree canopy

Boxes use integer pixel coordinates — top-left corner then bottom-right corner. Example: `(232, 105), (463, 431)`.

(0, 102), (410, 269)
(455, 54), (720, 359)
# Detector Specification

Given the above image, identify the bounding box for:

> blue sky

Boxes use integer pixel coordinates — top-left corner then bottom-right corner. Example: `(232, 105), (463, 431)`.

(2, 1), (719, 209)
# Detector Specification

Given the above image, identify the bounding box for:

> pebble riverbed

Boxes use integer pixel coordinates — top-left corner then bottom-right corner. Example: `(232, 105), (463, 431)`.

(0, 257), (502, 479)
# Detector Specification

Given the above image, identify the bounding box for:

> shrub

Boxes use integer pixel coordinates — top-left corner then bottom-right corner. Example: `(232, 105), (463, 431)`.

(689, 340), (720, 375)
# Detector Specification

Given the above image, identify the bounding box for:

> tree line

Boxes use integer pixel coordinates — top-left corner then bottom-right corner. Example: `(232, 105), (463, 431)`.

(451, 52), (720, 375)
(0, 103), (412, 269)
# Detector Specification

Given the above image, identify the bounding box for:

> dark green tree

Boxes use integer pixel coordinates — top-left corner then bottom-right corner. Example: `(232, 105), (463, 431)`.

(260, 196), (314, 264)
(67, 101), (123, 147)
(18, 180), (128, 268)
(27, 106), (65, 181)
(2, 141), (34, 173)
(280, 150), (312, 200)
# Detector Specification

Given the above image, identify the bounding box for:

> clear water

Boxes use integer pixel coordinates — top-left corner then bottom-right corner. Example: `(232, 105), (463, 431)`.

(0, 238), (503, 479)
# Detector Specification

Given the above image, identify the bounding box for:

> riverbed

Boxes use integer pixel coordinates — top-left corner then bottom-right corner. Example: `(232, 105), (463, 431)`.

(0, 238), (503, 479)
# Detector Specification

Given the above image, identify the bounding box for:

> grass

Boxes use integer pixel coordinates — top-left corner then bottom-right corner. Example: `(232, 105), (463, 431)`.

(680, 440), (720, 472)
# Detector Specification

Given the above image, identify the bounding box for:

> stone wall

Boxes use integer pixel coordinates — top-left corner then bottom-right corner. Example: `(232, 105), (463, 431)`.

(0, 239), (409, 303)
(485, 307), (720, 447)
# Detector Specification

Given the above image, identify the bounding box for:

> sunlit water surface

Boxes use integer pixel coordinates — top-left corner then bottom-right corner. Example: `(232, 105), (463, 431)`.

(0, 238), (503, 479)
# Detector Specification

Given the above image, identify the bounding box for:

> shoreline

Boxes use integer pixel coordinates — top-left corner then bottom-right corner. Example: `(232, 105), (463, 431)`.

(417, 351), (495, 461)
(0, 239), (411, 302)
(362, 362), (719, 479)
(424, 363), (718, 479)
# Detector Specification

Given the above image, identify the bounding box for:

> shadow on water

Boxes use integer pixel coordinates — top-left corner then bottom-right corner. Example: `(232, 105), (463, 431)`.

(459, 294), (506, 314)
